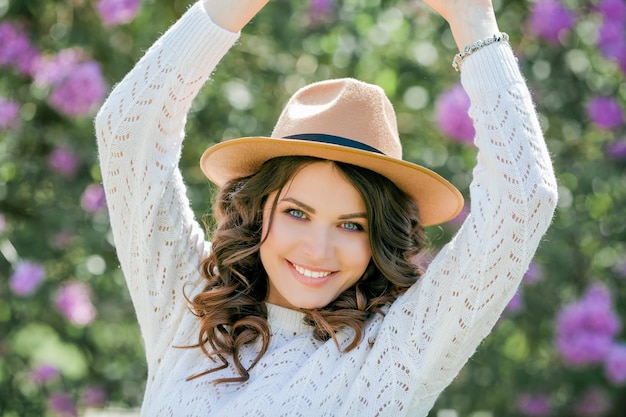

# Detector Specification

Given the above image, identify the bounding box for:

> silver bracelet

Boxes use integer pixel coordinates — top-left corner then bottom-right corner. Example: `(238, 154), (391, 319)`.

(452, 32), (510, 72)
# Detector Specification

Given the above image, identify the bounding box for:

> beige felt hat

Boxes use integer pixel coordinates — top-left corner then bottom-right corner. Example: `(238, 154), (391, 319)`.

(200, 78), (463, 227)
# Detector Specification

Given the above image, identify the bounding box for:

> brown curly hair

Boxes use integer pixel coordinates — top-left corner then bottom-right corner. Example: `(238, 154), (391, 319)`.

(186, 156), (426, 384)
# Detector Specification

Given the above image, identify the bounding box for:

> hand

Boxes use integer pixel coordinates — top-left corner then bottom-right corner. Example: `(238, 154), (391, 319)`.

(422, 0), (500, 50)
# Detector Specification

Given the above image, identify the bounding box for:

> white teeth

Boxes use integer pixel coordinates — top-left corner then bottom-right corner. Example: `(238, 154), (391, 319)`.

(293, 263), (332, 278)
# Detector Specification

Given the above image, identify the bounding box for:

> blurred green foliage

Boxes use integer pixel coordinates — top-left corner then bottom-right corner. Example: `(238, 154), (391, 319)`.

(1, 0), (625, 416)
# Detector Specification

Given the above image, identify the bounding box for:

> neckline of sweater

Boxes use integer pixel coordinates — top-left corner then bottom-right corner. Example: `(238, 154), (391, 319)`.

(266, 303), (312, 335)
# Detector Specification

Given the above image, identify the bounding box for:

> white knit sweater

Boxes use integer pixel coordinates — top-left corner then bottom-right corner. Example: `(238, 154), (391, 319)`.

(95, 2), (558, 416)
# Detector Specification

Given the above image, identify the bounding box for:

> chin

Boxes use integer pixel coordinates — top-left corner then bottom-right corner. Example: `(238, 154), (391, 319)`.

(292, 297), (332, 310)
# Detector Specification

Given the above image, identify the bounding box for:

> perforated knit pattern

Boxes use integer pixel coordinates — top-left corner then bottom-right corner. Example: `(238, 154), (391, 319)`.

(95, 3), (557, 416)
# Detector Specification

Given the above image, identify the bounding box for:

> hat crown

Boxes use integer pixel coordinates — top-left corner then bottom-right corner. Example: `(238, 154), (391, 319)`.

(271, 78), (402, 159)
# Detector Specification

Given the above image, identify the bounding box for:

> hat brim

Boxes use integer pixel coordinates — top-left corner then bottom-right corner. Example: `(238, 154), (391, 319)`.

(200, 137), (464, 227)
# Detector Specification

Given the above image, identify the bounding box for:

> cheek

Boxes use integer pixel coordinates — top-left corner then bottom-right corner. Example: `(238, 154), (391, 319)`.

(342, 234), (372, 270)
(261, 211), (298, 255)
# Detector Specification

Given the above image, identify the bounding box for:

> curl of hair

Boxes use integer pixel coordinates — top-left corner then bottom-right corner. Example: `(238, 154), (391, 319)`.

(186, 156), (426, 384)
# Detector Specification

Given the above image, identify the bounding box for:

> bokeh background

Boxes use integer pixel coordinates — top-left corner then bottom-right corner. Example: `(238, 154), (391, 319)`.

(1, 0), (625, 416)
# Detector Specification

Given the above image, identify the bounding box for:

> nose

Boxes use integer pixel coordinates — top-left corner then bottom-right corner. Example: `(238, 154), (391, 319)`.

(302, 225), (334, 261)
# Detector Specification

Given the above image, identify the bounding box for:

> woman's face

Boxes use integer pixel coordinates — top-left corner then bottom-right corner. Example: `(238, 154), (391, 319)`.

(260, 161), (372, 310)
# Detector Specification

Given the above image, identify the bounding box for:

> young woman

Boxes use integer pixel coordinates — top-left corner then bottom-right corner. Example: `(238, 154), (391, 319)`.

(95, 0), (558, 415)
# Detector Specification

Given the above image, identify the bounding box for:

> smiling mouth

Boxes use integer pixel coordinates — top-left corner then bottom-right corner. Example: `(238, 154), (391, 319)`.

(291, 262), (333, 279)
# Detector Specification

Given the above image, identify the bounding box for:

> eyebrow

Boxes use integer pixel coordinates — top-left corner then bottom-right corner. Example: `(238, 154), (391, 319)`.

(281, 197), (367, 220)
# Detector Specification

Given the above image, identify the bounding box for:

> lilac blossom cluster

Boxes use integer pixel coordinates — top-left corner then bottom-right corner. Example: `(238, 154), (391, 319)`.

(518, 385), (613, 417)
(0, 24), (106, 119)
(606, 138), (626, 160)
(525, 0), (626, 164)
(0, 21), (40, 76)
(34, 48), (107, 117)
(434, 83), (475, 144)
(308, 0), (334, 27)
(9, 263), (98, 414)
(527, 0), (576, 44)
(48, 146), (81, 177)
(586, 96), (625, 131)
(587, 95), (626, 160)
(96, 0), (140, 27)
(0, 95), (20, 131)
(435, 0), (626, 167)
(32, 363), (106, 417)
(9, 261), (45, 296)
(55, 281), (97, 326)
(555, 284), (626, 385)
(597, 0), (626, 74)
(9, 262), (97, 327)
(81, 184), (107, 213)
(516, 282), (624, 416)
(9, 261), (101, 416)
(526, 0), (626, 74)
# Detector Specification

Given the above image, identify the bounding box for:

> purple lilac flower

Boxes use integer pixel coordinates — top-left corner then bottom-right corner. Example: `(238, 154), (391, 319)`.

(587, 96), (624, 130)
(0, 22), (25, 66)
(96, 0), (140, 27)
(0, 96), (20, 131)
(49, 61), (106, 117)
(34, 49), (107, 117)
(604, 343), (626, 384)
(527, 0), (576, 44)
(47, 393), (78, 417)
(49, 146), (80, 177)
(0, 22), (40, 76)
(34, 49), (84, 87)
(30, 364), (59, 384)
(81, 184), (107, 213)
(555, 283), (621, 365)
(15, 47), (41, 76)
(572, 387), (611, 417)
(516, 393), (551, 417)
(506, 290), (523, 313)
(598, 0), (626, 21)
(597, 20), (626, 70)
(9, 261), (45, 296)
(309, 0), (333, 25)
(81, 386), (106, 407)
(55, 281), (96, 326)
(435, 84), (475, 144)
(606, 138), (626, 160)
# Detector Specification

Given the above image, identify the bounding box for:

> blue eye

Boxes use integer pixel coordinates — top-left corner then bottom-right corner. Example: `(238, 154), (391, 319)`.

(286, 209), (306, 219)
(341, 221), (365, 232)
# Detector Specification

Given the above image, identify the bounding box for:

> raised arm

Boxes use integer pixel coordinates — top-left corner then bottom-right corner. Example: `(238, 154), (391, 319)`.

(362, 1), (558, 411)
(94, 1), (262, 362)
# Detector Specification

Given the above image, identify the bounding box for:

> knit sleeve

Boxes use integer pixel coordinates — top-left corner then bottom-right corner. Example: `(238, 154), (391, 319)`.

(370, 42), (558, 407)
(94, 2), (239, 363)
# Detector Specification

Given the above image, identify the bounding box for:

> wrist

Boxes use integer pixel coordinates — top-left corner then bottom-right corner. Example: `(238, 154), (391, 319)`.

(452, 32), (509, 72)
(446, 8), (500, 50)
(203, 0), (269, 32)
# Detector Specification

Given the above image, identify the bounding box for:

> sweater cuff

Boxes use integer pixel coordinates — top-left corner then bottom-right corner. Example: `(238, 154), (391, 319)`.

(162, 1), (241, 73)
(460, 42), (523, 99)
